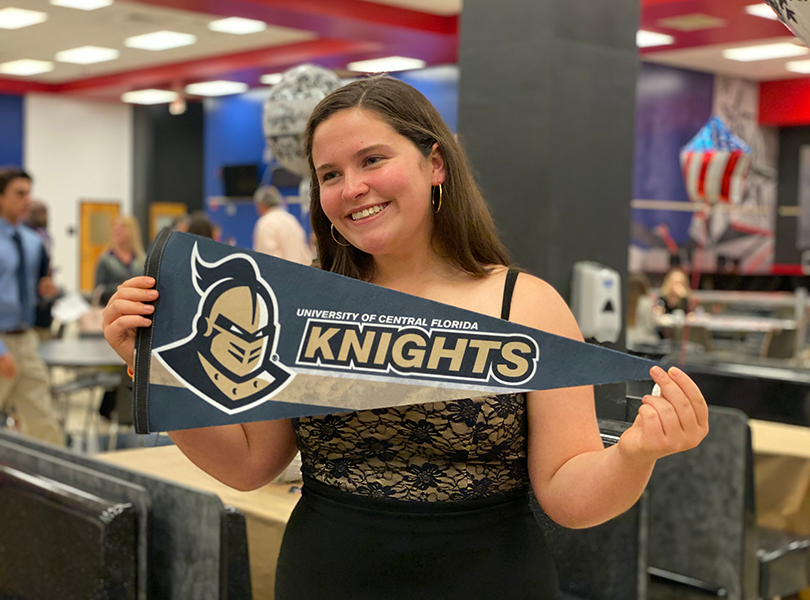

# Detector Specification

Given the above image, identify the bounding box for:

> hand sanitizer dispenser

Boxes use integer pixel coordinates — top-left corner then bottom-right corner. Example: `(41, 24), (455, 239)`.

(571, 262), (622, 343)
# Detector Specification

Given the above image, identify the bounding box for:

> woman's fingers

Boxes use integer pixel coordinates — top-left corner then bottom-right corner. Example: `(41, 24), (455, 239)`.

(650, 366), (700, 432)
(666, 366), (709, 429)
(102, 298), (154, 327)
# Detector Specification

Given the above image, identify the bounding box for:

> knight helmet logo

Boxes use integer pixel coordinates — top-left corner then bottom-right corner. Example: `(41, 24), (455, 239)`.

(153, 244), (294, 415)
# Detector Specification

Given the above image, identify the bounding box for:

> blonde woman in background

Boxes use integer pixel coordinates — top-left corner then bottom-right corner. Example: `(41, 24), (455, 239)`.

(94, 216), (145, 307)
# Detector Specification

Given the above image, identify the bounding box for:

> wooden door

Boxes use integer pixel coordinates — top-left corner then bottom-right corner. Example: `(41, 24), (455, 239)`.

(79, 201), (120, 294)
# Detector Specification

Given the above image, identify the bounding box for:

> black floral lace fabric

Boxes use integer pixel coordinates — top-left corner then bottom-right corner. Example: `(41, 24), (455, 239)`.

(292, 393), (530, 502)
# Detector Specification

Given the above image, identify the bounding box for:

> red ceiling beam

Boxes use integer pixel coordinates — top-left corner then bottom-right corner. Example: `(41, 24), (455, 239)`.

(760, 79), (810, 126)
(133, 0), (457, 35)
(0, 79), (57, 94)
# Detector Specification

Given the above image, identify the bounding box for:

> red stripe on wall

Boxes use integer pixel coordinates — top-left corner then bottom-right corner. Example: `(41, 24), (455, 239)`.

(760, 79), (810, 126)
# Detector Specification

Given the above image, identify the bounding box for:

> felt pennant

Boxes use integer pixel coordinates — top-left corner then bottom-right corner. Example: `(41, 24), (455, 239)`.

(133, 230), (656, 434)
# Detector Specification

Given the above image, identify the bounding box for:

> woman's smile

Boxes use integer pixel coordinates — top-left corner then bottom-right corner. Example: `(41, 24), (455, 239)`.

(349, 202), (390, 222)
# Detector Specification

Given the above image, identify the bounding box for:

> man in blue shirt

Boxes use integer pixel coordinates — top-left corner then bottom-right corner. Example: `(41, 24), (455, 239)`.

(0, 167), (63, 445)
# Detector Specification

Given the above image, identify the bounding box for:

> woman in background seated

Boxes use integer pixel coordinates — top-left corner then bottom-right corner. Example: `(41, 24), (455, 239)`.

(658, 267), (691, 315)
(94, 216), (145, 307)
(627, 272), (660, 349)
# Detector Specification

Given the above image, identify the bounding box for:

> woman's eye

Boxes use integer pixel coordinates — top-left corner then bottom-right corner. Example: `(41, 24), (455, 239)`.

(364, 156), (383, 166)
(321, 171), (338, 182)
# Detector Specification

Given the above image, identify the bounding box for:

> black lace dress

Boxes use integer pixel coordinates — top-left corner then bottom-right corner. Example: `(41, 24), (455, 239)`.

(275, 270), (558, 599)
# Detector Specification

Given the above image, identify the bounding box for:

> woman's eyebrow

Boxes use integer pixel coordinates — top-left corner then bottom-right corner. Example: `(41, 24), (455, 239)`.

(315, 144), (390, 173)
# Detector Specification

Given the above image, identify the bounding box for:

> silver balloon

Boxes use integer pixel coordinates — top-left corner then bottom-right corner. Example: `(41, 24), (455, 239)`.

(262, 64), (342, 177)
(766, 0), (810, 47)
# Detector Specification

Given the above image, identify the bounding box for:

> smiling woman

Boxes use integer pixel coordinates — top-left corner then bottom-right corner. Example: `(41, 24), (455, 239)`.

(101, 76), (710, 600)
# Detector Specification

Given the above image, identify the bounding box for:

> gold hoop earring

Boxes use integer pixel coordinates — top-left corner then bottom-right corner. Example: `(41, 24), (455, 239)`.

(433, 183), (443, 214)
(331, 224), (351, 247)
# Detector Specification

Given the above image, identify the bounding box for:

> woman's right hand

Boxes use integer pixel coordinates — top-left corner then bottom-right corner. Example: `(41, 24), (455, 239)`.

(102, 276), (158, 370)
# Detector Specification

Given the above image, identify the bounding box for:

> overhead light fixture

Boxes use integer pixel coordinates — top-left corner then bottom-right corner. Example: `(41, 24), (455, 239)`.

(636, 30), (676, 48)
(260, 73), (283, 85)
(121, 89), (179, 105)
(50, 0), (113, 10)
(787, 59), (810, 73)
(0, 59), (54, 76)
(0, 7), (48, 29)
(745, 3), (779, 20)
(347, 56), (426, 73)
(124, 30), (196, 51)
(208, 17), (267, 35)
(56, 45), (119, 64)
(723, 42), (809, 61)
(185, 80), (248, 96)
(656, 13), (727, 31)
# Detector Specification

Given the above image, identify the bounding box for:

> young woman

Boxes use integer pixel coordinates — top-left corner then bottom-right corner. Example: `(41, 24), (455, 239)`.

(94, 215), (145, 306)
(102, 76), (708, 599)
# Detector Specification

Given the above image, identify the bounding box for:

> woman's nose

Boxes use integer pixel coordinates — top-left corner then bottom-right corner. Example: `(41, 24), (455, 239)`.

(341, 171), (368, 201)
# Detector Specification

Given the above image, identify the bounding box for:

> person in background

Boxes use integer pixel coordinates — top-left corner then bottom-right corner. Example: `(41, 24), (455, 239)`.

(626, 272), (660, 349)
(252, 184), (312, 265)
(186, 210), (217, 240)
(0, 167), (63, 445)
(24, 200), (52, 257)
(658, 267), (691, 315)
(23, 199), (56, 335)
(103, 77), (709, 599)
(95, 216), (145, 307)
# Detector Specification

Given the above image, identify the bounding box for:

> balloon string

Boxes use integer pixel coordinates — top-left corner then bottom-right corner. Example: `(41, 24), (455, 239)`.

(678, 206), (708, 366)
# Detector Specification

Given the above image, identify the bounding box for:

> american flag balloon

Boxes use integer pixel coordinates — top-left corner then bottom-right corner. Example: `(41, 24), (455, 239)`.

(680, 116), (751, 204)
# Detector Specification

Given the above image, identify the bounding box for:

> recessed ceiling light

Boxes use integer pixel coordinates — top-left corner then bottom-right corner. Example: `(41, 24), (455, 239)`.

(0, 7), (48, 29)
(657, 13), (727, 32)
(0, 59), (54, 76)
(347, 56), (426, 73)
(260, 73), (283, 85)
(636, 30), (676, 48)
(787, 59), (810, 73)
(124, 31), (196, 51)
(185, 80), (248, 96)
(723, 42), (809, 61)
(121, 89), (179, 105)
(56, 45), (119, 64)
(745, 3), (779, 20)
(50, 0), (113, 10)
(208, 17), (267, 35)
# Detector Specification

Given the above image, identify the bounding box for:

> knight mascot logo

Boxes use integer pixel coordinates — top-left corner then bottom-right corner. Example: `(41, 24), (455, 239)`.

(153, 244), (294, 415)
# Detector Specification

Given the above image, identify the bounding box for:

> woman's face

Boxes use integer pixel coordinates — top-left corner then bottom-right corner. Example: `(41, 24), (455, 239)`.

(112, 219), (129, 246)
(311, 108), (444, 257)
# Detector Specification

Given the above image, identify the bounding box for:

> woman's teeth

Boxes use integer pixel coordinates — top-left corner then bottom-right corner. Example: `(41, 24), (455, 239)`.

(351, 203), (387, 221)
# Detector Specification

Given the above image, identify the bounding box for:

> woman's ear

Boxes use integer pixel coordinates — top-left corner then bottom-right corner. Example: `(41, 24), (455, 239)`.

(430, 142), (446, 185)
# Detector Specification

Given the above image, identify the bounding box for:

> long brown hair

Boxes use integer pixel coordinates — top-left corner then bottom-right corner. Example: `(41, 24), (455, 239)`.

(304, 76), (510, 281)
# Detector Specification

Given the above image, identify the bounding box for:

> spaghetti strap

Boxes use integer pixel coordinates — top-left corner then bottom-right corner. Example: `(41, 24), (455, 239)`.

(500, 268), (519, 321)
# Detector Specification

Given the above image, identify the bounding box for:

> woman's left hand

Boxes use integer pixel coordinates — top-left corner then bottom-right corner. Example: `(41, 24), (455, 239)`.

(618, 366), (709, 465)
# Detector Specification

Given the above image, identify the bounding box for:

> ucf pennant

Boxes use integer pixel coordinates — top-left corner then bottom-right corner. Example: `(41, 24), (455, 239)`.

(133, 230), (656, 434)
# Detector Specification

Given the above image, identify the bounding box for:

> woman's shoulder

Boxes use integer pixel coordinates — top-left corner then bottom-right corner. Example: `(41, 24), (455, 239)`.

(508, 271), (583, 341)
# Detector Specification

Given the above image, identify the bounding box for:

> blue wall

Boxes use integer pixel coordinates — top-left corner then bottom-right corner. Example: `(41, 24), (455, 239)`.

(0, 94), (24, 168)
(631, 63), (715, 247)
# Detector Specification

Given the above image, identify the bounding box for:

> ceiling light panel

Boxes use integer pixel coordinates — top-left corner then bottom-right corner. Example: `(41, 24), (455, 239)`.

(208, 17), (267, 35)
(56, 46), (119, 64)
(0, 7), (48, 29)
(745, 3), (779, 20)
(637, 30), (675, 48)
(787, 59), (810, 73)
(185, 80), (248, 96)
(260, 73), (283, 85)
(723, 42), (809, 61)
(121, 89), (179, 104)
(50, 0), (113, 9)
(124, 30), (196, 51)
(657, 14), (727, 32)
(348, 56), (426, 73)
(0, 59), (54, 76)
